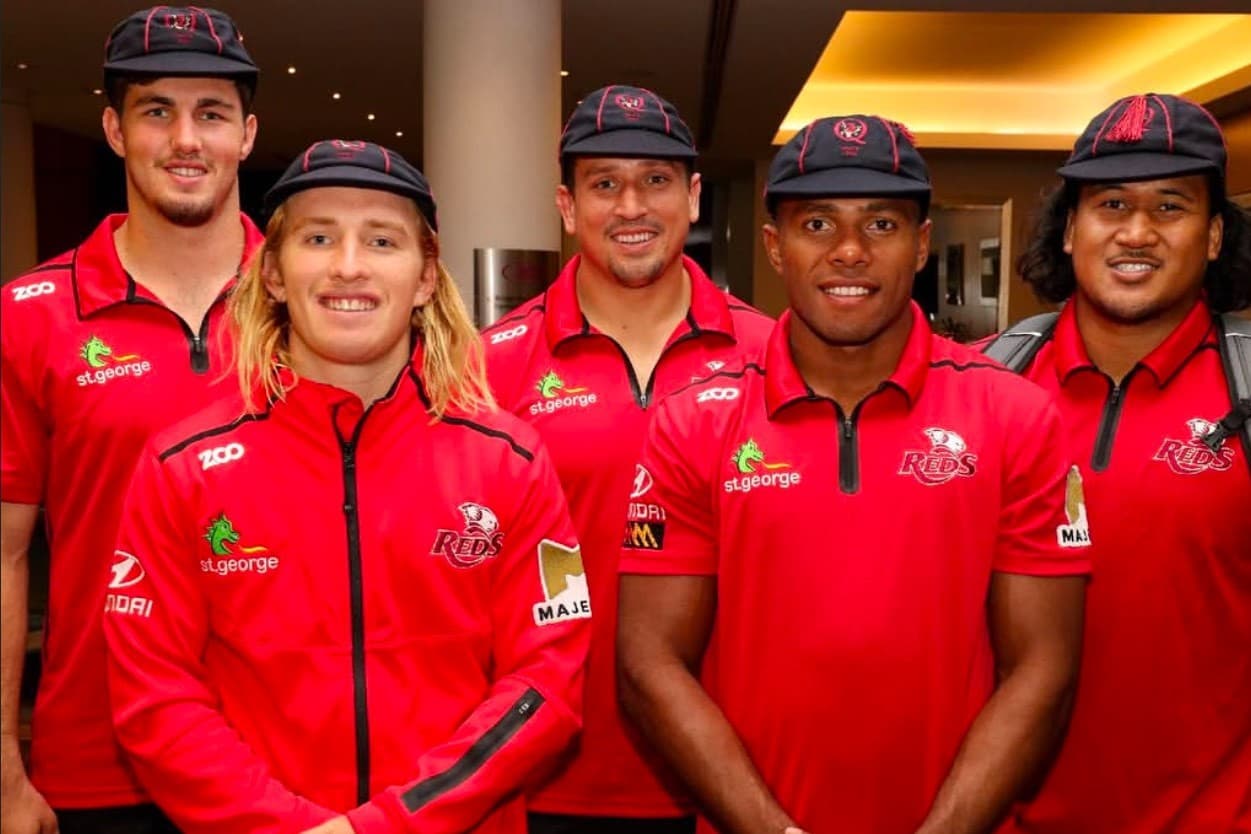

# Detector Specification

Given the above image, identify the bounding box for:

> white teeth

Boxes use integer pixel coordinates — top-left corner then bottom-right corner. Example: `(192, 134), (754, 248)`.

(614, 232), (656, 244)
(168, 167), (204, 177)
(324, 297), (376, 312)
(1113, 263), (1154, 273)
(823, 286), (870, 297)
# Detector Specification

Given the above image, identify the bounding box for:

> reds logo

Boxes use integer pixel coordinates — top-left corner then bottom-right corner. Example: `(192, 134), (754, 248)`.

(1152, 417), (1234, 475)
(615, 94), (646, 121)
(898, 427), (978, 486)
(834, 118), (868, 145)
(331, 140), (368, 160)
(164, 12), (196, 43)
(430, 502), (505, 568)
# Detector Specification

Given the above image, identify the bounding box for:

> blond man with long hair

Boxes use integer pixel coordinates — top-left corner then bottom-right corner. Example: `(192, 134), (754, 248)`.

(102, 141), (591, 834)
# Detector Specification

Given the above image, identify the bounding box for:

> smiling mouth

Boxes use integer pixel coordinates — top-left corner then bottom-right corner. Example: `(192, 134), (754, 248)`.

(1109, 262), (1157, 275)
(166, 166), (207, 178)
(322, 297), (377, 312)
(822, 285), (872, 297)
(612, 230), (658, 245)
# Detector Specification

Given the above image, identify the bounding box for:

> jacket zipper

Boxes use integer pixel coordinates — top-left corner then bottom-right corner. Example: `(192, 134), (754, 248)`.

(835, 405), (860, 494)
(336, 413), (372, 804)
(605, 330), (705, 409)
(1091, 374), (1132, 472)
(400, 688), (546, 812)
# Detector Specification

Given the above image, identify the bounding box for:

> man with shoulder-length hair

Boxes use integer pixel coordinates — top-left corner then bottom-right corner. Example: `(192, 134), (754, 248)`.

(1000, 93), (1251, 834)
(1, 7), (260, 832)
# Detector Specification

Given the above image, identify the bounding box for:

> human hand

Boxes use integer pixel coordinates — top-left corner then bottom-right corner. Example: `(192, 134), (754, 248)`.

(0, 766), (58, 834)
(299, 816), (353, 834)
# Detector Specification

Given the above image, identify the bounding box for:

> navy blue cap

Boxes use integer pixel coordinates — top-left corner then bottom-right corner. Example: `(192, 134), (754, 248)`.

(104, 7), (257, 90)
(560, 85), (697, 161)
(264, 141), (438, 231)
(766, 115), (931, 213)
(1058, 93), (1227, 185)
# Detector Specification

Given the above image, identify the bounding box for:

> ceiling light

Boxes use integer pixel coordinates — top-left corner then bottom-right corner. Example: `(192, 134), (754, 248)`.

(286, 66), (296, 75)
(395, 131), (403, 137)
(367, 113), (376, 121)
(332, 92), (341, 100)
(17, 63), (29, 70)
(92, 88), (103, 95)
(560, 70), (569, 77)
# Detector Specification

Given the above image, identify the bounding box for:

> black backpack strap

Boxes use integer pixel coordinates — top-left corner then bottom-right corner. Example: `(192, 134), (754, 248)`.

(1205, 313), (1251, 474)
(981, 312), (1060, 373)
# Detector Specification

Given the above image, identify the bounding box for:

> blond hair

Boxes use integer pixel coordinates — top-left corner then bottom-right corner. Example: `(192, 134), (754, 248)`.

(228, 203), (495, 418)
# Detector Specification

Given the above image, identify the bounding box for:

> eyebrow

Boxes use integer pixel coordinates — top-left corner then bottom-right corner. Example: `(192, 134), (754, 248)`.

(1086, 184), (1197, 201)
(290, 216), (412, 234)
(795, 199), (908, 214)
(130, 94), (236, 110)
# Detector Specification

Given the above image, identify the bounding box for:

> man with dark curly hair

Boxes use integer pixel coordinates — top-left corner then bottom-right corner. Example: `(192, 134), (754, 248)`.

(1006, 93), (1251, 833)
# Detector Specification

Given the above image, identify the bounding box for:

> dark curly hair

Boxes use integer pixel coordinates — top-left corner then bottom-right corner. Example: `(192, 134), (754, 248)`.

(1017, 177), (1251, 313)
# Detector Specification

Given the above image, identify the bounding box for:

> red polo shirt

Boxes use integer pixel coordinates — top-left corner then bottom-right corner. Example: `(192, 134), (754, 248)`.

(0, 213), (262, 808)
(621, 304), (1091, 833)
(1010, 300), (1251, 833)
(483, 255), (773, 817)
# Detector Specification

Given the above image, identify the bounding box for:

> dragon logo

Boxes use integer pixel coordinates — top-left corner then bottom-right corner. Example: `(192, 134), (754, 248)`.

(536, 371), (586, 399)
(203, 514), (269, 557)
(79, 336), (140, 369)
(730, 439), (790, 474)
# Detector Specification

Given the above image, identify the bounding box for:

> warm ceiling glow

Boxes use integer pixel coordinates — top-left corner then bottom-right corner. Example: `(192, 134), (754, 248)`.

(286, 66), (296, 75)
(332, 92), (341, 100)
(776, 12), (1251, 150)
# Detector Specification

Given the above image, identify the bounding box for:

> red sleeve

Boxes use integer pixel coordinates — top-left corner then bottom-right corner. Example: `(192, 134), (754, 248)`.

(104, 448), (337, 834)
(0, 320), (48, 504)
(618, 395), (718, 576)
(994, 397), (1093, 576)
(348, 439), (590, 834)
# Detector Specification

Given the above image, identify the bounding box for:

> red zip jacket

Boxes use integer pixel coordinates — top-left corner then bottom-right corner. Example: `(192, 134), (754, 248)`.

(0, 213), (261, 807)
(103, 352), (590, 834)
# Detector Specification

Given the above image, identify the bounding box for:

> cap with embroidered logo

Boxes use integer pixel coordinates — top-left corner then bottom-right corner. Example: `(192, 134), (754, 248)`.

(560, 85), (697, 161)
(765, 115), (931, 214)
(1058, 93), (1227, 185)
(264, 141), (438, 231)
(103, 6), (257, 89)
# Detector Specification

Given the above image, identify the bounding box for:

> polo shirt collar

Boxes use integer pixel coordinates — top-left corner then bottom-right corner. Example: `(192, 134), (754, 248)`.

(764, 302), (933, 417)
(73, 213), (264, 318)
(543, 253), (737, 350)
(1053, 297), (1215, 388)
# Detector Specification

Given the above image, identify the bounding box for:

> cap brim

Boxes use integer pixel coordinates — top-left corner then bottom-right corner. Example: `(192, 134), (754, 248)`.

(104, 50), (257, 81)
(561, 129), (697, 160)
(767, 167), (931, 203)
(263, 165), (437, 230)
(1058, 152), (1218, 183)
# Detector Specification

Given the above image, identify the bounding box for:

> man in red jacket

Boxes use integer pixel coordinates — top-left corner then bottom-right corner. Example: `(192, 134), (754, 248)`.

(1, 7), (259, 833)
(103, 140), (591, 834)
(483, 85), (772, 834)
(1005, 94), (1251, 833)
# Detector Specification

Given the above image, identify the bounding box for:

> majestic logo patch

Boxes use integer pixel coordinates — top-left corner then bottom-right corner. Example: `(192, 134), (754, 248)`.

(1152, 417), (1235, 475)
(105, 550), (153, 618)
(615, 94), (646, 120)
(706, 360), (726, 372)
(724, 439), (801, 493)
(532, 539), (591, 626)
(1056, 466), (1092, 548)
(529, 370), (597, 415)
(898, 427), (978, 486)
(631, 464), (654, 499)
(431, 502), (505, 568)
(76, 336), (152, 387)
(200, 513), (278, 576)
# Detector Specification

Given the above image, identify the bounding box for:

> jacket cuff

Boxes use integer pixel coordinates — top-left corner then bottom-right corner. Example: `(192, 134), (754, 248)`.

(347, 802), (395, 834)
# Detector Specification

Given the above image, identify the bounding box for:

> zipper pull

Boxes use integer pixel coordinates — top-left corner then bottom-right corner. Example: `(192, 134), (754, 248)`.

(190, 335), (209, 373)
